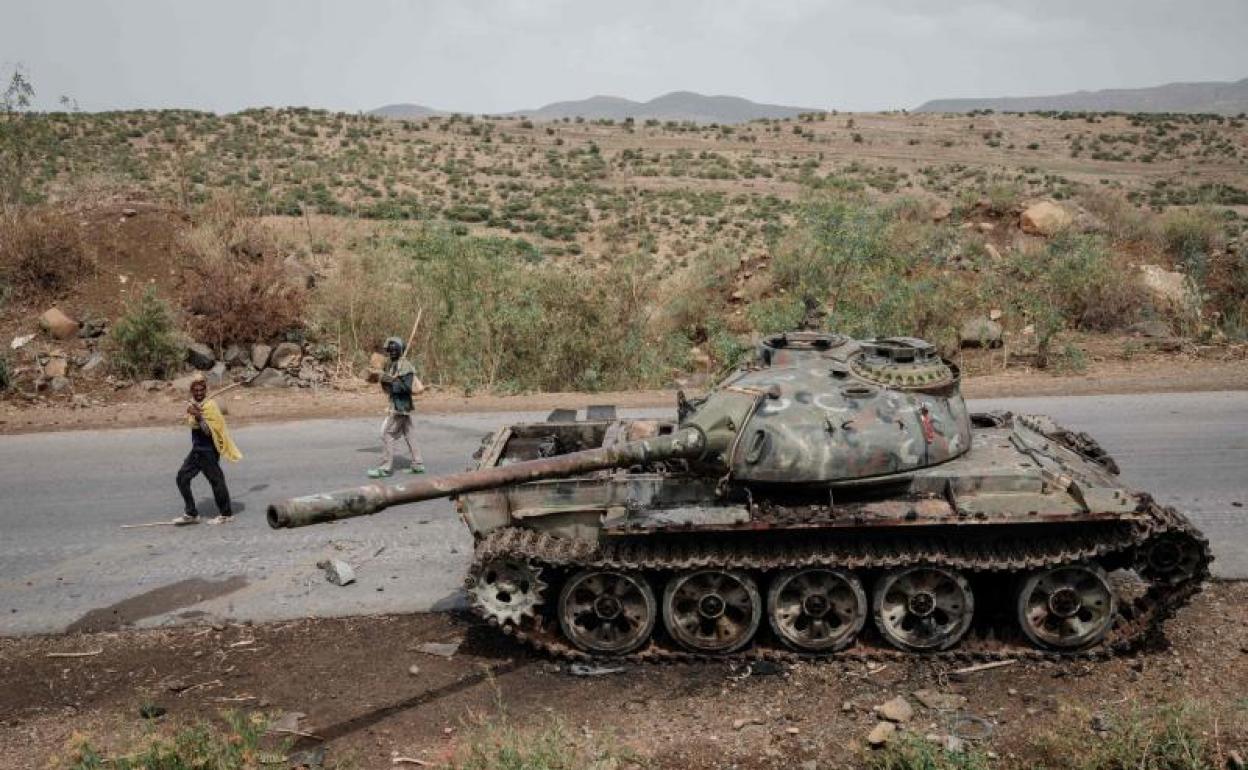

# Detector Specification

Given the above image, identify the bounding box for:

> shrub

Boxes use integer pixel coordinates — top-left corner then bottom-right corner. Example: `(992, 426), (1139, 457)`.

(1158, 206), (1224, 279)
(108, 287), (184, 380)
(0, 206), (95, 299)
(0, 351), (10, 391)
(66, 711), (280, 770)
(178, 196), (307, 348)
(449, 711), (635, 770)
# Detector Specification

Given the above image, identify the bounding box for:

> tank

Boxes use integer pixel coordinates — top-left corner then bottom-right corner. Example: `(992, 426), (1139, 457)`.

(269, 332), (1211, 660)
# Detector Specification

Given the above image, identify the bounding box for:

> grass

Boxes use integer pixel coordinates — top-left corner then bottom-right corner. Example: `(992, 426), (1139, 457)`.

(63, 711), (291, 770)
(448, 711), (641, 770)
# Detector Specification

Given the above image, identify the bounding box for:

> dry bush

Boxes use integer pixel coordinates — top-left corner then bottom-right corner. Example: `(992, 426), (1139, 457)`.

(1078, 189), (1158, 246)
(178, 196), (306, 349)
(0, 206), (95, 300)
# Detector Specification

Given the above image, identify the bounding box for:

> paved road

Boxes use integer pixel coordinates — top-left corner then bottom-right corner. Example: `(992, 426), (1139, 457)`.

(1, 392), (1244, 636)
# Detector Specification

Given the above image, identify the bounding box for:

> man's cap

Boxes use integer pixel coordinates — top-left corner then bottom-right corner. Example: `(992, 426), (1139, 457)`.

(384, 336), (404, 352)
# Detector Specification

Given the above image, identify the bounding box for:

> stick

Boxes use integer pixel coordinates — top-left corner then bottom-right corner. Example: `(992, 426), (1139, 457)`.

(121, 520), (181, 529)
(392, 758), (430, 766)
(46, 649), (102, 658)
(950, 659), (1016, 676)
(403, 307), (424, 359)
(268, 727), (324, 740)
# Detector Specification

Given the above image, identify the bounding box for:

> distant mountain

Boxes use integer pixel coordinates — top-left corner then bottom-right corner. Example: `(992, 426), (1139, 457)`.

(370, 103), (443, 119)
(369, 91), (819, 124)
(510, 91), (817, 123)
(916, 78), (1248, 115)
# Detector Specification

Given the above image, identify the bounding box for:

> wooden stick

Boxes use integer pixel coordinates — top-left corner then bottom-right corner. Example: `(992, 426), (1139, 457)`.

(392, 759), (430, 767)
(403, 307), (424, 359)
(121, 520), (181, 529)
(951, 659), (1016, 676)
(46, 649), (103, 658)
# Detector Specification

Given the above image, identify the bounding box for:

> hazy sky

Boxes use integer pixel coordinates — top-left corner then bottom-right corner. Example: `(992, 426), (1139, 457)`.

(3, 0), (1246, 113)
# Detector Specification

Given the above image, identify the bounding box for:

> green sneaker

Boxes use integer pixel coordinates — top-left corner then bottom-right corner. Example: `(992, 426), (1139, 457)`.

(409, 464), (426, 475)
(367, 467), (393, 479)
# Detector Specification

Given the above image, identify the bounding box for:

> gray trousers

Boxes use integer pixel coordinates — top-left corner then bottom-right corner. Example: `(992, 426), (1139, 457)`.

(380, 413), (423, 471)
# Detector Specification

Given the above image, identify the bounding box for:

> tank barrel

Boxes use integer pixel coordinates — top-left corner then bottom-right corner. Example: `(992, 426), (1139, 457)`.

(267, 426), (706, 529)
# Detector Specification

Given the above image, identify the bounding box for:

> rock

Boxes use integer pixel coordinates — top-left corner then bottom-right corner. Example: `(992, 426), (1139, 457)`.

(913, 690), (968, 710)
(250, 343), (273, 370)
(976, 222), (995, 233)
(749, 660), (784, 676)
(926, 734), (966, 753)
(205, 361), (227, 387)
(171, 373), (200, 392)
(140, 379), (165, 392)
(10, 333), (35, 350)
(297, 359), (324, 383)
(248, 368), (288, 388)
(733, 717), (764, 730)
(223, 344), (246, 366)
(929, 200), (953, 222)
(39, 307), (79, 340)
(415, 640), (462, 658)
(984, 243), (1003, 262)
(121, 207), (138, 217)
(408, 664), (420, 676)
(1020, 201), (1072, 236)
(875, 696), (914, 723)
(270, 342), (302, 369)
(959, 317), (1003, 348)
(270, 711), (306, 733)
(138, 704), (167, 720)
(42, 356), (68, 379)
(71, 394), (90, 408)
(185, 342), (215, 371)
(989, 308), (1003, 321)
(317, 558), (356, 586)
(1137, 265), (1198, 310)
(78, 318), (107, 338)
(800, 761), (818, 770)
(867, 721), (897, 747)
(80, 352), (106, 374)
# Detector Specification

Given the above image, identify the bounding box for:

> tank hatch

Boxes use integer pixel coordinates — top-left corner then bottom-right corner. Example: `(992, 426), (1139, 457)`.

(849, 337), (958, 390)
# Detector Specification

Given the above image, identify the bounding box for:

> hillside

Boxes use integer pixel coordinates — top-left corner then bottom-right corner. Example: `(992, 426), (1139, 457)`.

(370, 103), (443, 119)
(917, 77), (1248, 115)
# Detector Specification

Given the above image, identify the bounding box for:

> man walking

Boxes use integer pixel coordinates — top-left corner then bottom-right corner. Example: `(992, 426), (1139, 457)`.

(369, 336), (426, 478)
(174, 377), (242, 525)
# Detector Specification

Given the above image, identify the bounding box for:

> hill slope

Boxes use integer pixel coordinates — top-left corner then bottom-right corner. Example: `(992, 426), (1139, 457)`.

(916, 78), (1248, 115)
(511, 91), (818, 123)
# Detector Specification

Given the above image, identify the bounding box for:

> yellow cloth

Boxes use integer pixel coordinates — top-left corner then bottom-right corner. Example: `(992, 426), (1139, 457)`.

(185, 398), (243, 462)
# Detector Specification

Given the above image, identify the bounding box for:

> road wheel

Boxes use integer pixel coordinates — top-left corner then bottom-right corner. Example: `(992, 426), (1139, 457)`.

(873, 566), (973, 651)
(767, 568), (867, 652)
(558, 570), (656, 654)
(663, 569), (761, 653)
(1017, 563), (1116, 649)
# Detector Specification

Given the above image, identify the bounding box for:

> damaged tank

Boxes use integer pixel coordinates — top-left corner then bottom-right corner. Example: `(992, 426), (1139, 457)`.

(268, 332), (1210, 660)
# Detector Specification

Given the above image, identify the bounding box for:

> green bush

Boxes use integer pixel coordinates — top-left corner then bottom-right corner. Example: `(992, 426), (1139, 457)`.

(1158, 207), (1224, 279)
(108, 287), (184, 380)
(0, 352), (10, 391)
(67, 711), (281, 770)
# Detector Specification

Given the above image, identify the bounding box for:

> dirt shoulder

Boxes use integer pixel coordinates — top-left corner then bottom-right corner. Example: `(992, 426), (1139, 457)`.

(2, 583), (1245, 770)
(3, 356), (1247, 436)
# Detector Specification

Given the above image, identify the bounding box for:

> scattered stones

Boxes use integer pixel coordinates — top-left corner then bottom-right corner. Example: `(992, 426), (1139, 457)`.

(10, 333), (34, 350)
(270, 342), (302, 369)
(269, 711), (306, 733)
(316, 558), (356, 586)
(959, 317), (1003, 348)
(1020, 201), (1073, 236)
(866, 721), (897, 747)
(875, 696), (914, 723)
(40, 307), (79, 340)
(251, 343), (273, 370)
(913, 690), (968, 711)
(140, 379), (165, 392)
(415, 640), (461, 658)
(71, 394), (90, 408)
(568, 663), (626, 677)
(185, 342), (216, 370)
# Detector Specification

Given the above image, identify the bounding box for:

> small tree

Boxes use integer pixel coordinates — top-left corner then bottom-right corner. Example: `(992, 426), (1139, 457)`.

(0, 65), (51, 211)
(109, 288), (184, 380)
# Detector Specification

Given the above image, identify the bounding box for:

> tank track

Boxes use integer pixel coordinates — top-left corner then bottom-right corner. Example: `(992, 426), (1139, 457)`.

(469, 498), (1210, 664)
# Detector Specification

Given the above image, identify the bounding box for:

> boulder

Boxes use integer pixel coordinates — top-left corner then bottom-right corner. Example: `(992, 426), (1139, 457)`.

(206, 361), (228, 387)
(297, 360), (324, 384)
(874, 696), (914, 723)
(48, 376), (71, 393)
(39, 307), (79, 340)
(913, 690), (968, 711)
(223, 344), (247, 367)
(248, 367), (289, 388)
(866, 721), (896, 748)
(251, 343), (273, 370)
(1020, 201), (1072, 236)
(80, 351), (106, 374)
(959, 317), (1003, 348)
(1137, 264), (1198, 310)
(171, 373), (200, 393)
(1126, 319), (1173, 338)
(42, 355), (68, 379)
(270, 342), (302, 369)
(185, 341), (216, 370)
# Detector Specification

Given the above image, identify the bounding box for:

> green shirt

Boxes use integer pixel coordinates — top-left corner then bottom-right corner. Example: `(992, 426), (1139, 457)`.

(384, 359), (417, 414)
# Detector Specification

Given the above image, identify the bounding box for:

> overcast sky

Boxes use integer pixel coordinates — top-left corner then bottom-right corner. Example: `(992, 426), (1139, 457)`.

(3, 0), (1246, 114)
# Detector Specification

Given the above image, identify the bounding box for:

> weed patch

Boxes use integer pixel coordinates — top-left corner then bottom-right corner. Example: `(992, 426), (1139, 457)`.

(108, 287), (184, 380)
(0, 206), (94, 300)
